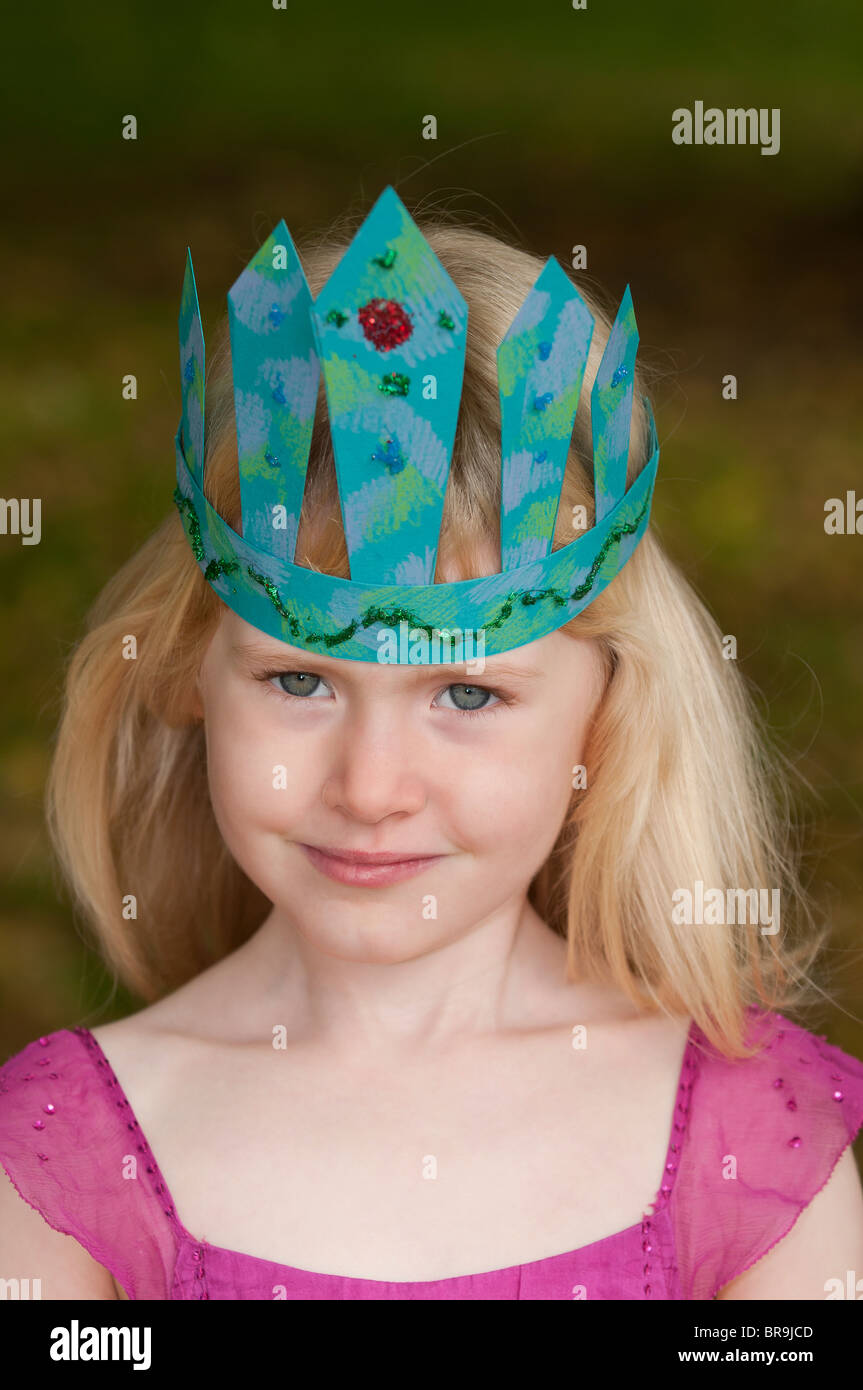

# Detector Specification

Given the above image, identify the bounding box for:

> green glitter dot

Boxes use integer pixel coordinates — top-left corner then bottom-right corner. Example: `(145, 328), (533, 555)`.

(378, 372), (410, 397)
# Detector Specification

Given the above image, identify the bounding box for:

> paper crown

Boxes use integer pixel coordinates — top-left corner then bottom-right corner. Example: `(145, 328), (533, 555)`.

(173, 185), (660, 663)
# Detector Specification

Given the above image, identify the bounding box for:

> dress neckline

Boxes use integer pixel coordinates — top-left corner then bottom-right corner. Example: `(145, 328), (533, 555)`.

(70, 1017), (701, 1285)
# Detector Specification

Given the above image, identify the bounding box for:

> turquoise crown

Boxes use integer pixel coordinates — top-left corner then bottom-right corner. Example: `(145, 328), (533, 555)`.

(173, 185), (659, 663)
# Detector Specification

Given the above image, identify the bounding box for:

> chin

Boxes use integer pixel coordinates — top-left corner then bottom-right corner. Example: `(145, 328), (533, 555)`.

(296, 915), (445, 964)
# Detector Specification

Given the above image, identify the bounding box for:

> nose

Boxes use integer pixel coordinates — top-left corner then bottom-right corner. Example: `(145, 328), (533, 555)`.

(320, 704), (428, 823)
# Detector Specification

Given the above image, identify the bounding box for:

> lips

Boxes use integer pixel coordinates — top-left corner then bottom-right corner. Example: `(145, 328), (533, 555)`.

(299, 843), (444, 887)
(305, 846), (440, 864)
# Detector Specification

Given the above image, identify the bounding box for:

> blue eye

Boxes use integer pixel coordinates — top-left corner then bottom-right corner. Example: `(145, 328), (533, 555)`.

(268, 672), (330, 698)
(435, 683), (501, 714)
(257, 670), (508, 719)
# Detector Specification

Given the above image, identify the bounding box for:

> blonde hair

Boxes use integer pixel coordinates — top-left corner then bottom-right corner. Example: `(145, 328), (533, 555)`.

(46, 203), (833, 1058)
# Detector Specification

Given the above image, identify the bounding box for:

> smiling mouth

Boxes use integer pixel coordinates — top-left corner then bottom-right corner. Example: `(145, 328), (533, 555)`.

(298, 843), (445, 887)
(302, 845), (442, 864)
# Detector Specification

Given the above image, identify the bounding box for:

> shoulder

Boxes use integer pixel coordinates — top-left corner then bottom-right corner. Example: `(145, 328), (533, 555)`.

(0, 1027), (117, 1198)
(0, 1029), (118, 1298)
(716, 1144), (863, 1299)
(0, 1161), (119, 1299)
(0, 1024), (179, 1299)
(676, 1008), (863, 1300)
(0, 1027), (92, 1119)
(86, 988), (224, 1105)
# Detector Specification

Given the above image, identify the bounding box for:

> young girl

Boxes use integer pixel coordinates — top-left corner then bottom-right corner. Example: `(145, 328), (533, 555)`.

(2, 190), (862, 1302)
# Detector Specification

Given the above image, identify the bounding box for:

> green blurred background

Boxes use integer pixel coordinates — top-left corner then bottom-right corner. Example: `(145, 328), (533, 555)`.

(1, 0), (861, 1099)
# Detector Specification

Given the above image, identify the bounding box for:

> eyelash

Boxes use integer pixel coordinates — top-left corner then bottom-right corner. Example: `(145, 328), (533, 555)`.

(252, 669), (512, 720)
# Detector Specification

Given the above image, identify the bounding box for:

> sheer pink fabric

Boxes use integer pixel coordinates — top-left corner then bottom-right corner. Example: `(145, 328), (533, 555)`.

(1, 1007), (862, 1299)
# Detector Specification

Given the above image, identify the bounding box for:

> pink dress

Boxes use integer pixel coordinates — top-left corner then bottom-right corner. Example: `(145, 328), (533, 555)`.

(1, 1006), (862, 1300)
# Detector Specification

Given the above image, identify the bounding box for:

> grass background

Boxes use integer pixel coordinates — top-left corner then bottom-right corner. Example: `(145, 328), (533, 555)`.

(1, 0), (861, 1141)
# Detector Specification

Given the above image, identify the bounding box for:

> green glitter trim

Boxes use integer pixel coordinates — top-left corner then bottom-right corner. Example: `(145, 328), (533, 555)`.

(245, 565), (302, 637)
(173, 486), (204, 562)
(569, 496), (649, 600)
(177, 487), (651, 652)
(204, 558), (240, 583)
(379, 372), (410, 396)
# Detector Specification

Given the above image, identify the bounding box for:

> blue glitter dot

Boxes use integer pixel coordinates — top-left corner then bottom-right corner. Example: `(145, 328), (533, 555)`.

(271, 379), (286, 405)
(183, 356), (195, 383)
(538, 340), (552, 360)
(611, 364), (629, 387)
(534, 450), (548, 464)
(268, 303), (284, 327)
(265, 449), (279, 467)
(371, 436), (406, 474)
(533, 392), (554, 411)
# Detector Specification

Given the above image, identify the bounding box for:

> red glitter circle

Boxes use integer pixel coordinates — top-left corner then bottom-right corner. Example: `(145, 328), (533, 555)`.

(357, 298), (413, 352)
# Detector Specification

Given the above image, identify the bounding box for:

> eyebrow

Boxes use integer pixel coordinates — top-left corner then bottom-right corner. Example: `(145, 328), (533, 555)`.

(230, 639), (543, 683)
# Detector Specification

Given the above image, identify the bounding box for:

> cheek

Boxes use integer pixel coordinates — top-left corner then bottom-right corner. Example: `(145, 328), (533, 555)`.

(479, 679), (599, 845)
(200, 686), (318, 842)
(455, 720), (576, 851)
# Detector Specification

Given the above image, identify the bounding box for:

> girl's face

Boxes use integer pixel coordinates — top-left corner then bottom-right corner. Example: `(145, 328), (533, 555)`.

(194, 609), (606, 963)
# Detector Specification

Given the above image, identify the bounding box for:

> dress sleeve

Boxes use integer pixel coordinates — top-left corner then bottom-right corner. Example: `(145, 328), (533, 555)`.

(671, 1009), (863, 1300)
(0, 1029), (178, 1299)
